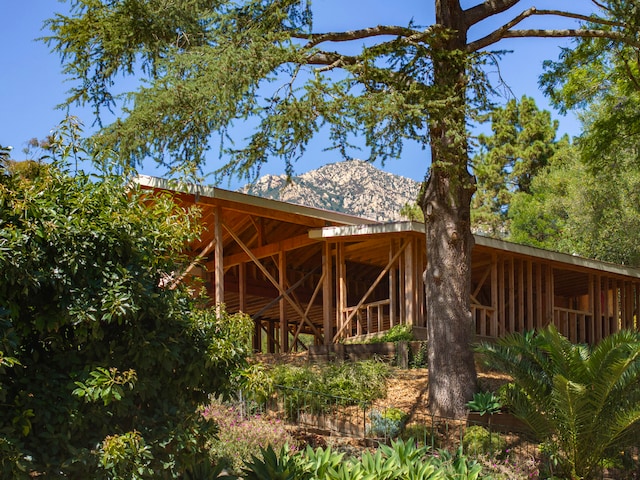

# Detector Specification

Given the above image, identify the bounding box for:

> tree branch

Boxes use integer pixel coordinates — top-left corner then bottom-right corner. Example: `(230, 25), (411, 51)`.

(464, 0), (521, 28)
(293, 25), (424, 48)
(467, 8), (633, 52)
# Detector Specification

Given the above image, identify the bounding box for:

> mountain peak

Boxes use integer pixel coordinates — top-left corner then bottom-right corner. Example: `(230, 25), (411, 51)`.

(241, 159), (421, 222)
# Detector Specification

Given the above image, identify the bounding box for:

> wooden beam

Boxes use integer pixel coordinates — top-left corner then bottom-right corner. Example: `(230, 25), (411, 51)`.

(333, 242), (407, 342)
(221, 220), (322, 342)
(217, 234), (317, 270)
(169, 236), (216, 290)
(404, 238), (415, 326)
(389, 240), (397, 328)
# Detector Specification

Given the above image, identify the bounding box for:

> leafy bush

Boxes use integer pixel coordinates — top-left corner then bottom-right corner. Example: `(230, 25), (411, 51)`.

(268, 359), (389, 416)
(202, 402), (296, 475)
(462, 426), (506, 456)
(367, 324), (414, 343)
(368, 407), (408, 438)
(0, 138), (252, 478)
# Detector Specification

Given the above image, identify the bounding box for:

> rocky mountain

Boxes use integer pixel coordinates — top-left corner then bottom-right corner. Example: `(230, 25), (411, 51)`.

(240, 159), (421, 222)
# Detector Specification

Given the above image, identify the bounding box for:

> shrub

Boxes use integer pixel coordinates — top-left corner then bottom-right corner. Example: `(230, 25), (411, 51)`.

(267, 360), (389, 417)
(462, 425), (506, 456)
(368, 324), (414, 343)
(202, 402), (296, 475)
(368, 407), (408, 438)
(0, 142), (252, 478)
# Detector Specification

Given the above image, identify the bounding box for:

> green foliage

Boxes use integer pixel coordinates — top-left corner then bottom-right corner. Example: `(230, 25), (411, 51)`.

(462, 426), (506, 456)
(241, 444), (303, 480)
(476, 326), (640, 479)
(268, 360), (389, 416)
(0, 131), (253, 477)
(367, 324), (414, 343)
(368, 407), (408, 438)
(470, 96), (561, 238)
(465, 392), (502, 416)
(202, 401), (296, 475)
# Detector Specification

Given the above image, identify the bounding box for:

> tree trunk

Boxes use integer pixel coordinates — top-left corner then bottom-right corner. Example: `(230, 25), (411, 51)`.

(421, 0), (477, 418)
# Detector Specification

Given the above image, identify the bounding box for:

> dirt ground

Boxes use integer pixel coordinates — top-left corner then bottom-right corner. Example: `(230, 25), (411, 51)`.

(380, 367), (511, 414)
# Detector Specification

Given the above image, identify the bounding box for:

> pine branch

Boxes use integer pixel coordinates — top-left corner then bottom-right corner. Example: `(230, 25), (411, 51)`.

(293, 25), (424, 48)
(464, 0), (521, 28)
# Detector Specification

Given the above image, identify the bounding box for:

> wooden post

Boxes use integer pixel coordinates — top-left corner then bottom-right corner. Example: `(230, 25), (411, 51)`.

(389, 239), (397, 329)
(214, 207), (224, 315)
(508, 259), (515, 333)
(336, 242), (347, 340)
(546, 265), (554, 326)
(526, 260), (533, 330)
(279, 250), (289, 353)
(404, 238), (415, 326)
(595, 275), (602, 343)
(490, 254), (498, 337)
(498, 258), (505, 335)
(322, 242), (333, 346)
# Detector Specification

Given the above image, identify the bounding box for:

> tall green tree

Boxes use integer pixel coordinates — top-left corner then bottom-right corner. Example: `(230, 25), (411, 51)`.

(471, 96), (560, 237)
(45, 0), (640, 418)
(0, 123), (252, 477)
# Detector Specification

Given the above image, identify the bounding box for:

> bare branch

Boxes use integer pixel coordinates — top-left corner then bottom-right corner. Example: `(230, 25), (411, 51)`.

(464, 0), (521, 28)
(476, 28), (639, 50)
(293, 25), (424, 48)
(468, 8), (633, 52)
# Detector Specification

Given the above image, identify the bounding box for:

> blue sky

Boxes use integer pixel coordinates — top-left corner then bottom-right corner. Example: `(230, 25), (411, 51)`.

(1, 1), (587, 188)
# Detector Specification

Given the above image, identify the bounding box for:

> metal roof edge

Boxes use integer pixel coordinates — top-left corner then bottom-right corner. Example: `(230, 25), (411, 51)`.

(474, 235), (640, 279)
(133, 174), (376, 226)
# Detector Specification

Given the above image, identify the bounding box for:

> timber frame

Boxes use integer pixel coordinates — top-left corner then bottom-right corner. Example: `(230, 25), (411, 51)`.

(138, 175), (640, 351)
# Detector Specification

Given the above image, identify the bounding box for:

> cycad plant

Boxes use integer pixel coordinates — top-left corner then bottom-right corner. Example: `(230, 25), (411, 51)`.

(476, 325), (640, 479)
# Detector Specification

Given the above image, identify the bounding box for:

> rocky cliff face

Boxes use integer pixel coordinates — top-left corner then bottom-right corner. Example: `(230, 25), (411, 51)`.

(240, 159), (421, 222)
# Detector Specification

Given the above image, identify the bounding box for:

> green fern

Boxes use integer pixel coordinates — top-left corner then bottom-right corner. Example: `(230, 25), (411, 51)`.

(477, 326), (640, 479)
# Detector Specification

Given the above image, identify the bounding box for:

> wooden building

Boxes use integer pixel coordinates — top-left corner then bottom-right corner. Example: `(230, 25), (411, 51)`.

(138, 175), (640, 352)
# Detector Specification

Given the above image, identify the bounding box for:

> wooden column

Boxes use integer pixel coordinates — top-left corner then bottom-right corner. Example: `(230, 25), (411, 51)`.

(279, 251), (289, 353)
(594, 275), (602, 343)
(517, 259), (524, 332)
(546, 265), (554, 325)
(490, 254), (498, 337)
(526, 260), (533, 330)
(322, 242), (333, 346)
(404, 238), (415, 326)
(508, 259), (515, 334)
(336, 242), (347, 340)
(389, 240), (397, 329)
(214, 207), (224, 314)
(498, 257), (505, 336)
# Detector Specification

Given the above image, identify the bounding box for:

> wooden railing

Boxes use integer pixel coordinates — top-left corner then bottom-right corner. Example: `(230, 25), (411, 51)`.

(472, 303), (496, 337)
(343, 299), (390, 337)
(554, 307), (592, 343)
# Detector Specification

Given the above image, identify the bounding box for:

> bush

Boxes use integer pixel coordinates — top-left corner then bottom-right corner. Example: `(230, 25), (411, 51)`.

(0, 143), (252, 478)
(202, 402), (296, 475)
(368, 407), (408, 438)
(463, 425), (506, 456)
(267, 359), (389, 417)
(367, 324), (414, 343)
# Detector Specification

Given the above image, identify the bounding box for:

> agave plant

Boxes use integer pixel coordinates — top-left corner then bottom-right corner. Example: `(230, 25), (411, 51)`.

(476, 325), (640, 479)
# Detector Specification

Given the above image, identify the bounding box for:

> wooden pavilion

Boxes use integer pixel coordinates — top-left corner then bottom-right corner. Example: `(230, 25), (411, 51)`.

(137, 175), (640, 352)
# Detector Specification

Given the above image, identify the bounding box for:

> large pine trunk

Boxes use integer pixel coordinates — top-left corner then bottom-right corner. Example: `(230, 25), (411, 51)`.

(421, 0), (477, 418)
